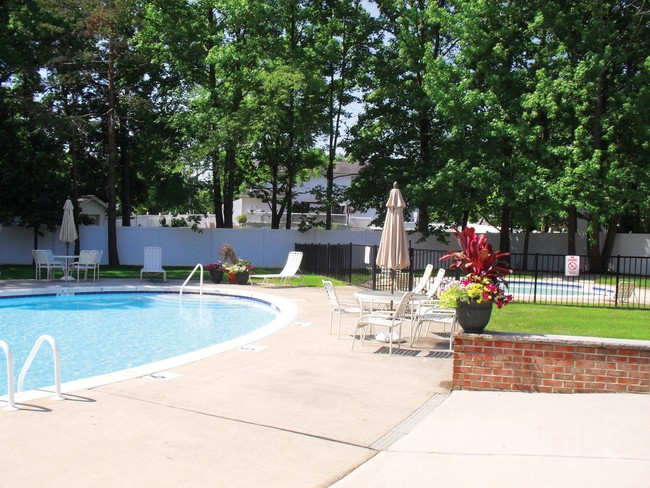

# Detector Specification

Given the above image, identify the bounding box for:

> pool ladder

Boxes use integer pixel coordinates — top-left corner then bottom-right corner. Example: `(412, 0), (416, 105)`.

(1, 335), (64, 411)
(180, 263), (203, 297)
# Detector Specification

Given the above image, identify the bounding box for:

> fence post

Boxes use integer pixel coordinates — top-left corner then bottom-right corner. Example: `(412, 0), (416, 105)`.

(408, 246), (414, 290)
(348, 243), (353, 284)
(533, 254), (539, 304)
(372, 245), (378, 290)
(614, 255), (621, 308)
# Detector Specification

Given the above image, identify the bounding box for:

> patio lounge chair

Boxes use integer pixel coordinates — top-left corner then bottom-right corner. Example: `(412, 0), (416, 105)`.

(608, 281), (639, 304)
(323, 280), (361, 339)
(250, 251), (303, 286)
(353, 291), (412, 356)
(140, 246), (166, 282)
(32, 249), (66, 280)
(412, 264), (434, 294)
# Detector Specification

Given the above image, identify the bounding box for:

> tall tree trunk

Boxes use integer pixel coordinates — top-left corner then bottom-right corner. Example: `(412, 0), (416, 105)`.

(587, 215), (602, 273)
(119, 117), (131, 227)
(212, 158), (224, 228)
(601, 215), (619, 271)
(567, 204), (577, 255)
(223, 142), (236, 228)
(499, 203), (510, 256)
(106, 27), (120, 265)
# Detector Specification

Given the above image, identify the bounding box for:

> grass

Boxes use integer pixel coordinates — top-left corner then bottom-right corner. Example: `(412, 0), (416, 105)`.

(488, 303), (650, 340)
(0, 265), (346, 286)
(2, 265), (647, 340)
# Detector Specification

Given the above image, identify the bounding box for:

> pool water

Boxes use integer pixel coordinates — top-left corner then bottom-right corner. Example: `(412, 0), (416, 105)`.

(0, 292), (279, 393)
(506, 281), (601, 297)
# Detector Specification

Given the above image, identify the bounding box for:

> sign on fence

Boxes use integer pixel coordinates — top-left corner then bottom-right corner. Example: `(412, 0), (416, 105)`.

(565, 255), (580, 276)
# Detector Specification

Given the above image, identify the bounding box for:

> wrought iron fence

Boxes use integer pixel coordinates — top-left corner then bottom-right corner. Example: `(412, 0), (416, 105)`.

(295, 243), (649, 310)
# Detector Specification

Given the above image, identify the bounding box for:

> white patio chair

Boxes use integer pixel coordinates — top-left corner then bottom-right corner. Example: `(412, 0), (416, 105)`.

(322, 280), (361, 339)
(249, 251), (303, 286)
(32, 249), (65, 280)
(412, 264), (434, 294)
(70, 250), (98, 281)
(140, 246), (167, 282)
(353, 291), (412, 356)
(410, 306), (457, 349)
(93, 250), (103, 280)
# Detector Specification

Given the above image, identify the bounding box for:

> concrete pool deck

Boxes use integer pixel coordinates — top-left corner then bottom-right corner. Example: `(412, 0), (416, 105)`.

(0, 278), (649, 487)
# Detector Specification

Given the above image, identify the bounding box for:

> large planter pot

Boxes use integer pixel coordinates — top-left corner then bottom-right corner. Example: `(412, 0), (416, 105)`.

(456, 300), (493, 333)
(209, 269), (223, 284)
(235, 272), (250, 285)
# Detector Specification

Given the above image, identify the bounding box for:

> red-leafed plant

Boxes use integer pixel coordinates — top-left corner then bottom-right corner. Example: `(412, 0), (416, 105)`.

(439, 227), (513, 308)
(441, 227), (512, 281)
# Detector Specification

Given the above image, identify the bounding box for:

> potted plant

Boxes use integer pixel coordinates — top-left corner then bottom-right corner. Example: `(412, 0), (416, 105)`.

(226, 259), (255, 285)
(439, 227), (513, 332)
(205, 261), (225, 283)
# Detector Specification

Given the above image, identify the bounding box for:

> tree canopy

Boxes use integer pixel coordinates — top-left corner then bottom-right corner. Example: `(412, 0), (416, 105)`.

(1, 0), (648, 266)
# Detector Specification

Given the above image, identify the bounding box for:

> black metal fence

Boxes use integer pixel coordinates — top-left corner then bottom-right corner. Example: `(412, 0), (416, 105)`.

(296, 243), (649, 310)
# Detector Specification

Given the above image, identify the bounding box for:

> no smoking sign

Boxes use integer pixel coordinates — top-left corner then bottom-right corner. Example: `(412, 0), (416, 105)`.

(565, 255), (580, 277)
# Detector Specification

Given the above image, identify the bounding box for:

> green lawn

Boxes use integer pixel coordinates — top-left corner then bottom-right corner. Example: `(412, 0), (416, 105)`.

(2, 265), (647, 340)
(0, 264), (346, 286)
(488, 303), (650, 340)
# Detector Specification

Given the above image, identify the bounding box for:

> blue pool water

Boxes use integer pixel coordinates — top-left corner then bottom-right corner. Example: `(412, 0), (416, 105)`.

(506, 281), (602, 297)
(0, 292), (279, 394)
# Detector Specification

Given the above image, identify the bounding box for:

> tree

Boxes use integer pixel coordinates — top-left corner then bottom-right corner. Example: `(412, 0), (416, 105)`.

(346, 0), (453, 238)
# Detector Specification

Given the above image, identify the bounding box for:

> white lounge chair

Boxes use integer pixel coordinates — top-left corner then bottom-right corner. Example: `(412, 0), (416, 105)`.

(140, 246), (166, 282)
(412, 264), (434, 294)
(323, 280), (361, 339)
(607, 281), (639, 304)
(354, 291), (412, 356)
(250, 251), (303, 286)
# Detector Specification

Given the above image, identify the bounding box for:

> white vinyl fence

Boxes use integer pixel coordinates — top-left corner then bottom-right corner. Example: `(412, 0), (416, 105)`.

(1, 224), (648, 267)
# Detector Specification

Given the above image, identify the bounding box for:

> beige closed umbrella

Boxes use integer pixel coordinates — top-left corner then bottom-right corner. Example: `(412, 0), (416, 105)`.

(59, 197), (78, 255)
(376, 182), (410, 293)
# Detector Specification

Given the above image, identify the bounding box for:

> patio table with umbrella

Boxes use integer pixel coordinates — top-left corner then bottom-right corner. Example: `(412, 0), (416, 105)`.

(57, 197), (78, 281)
(375, 182), (410, 294)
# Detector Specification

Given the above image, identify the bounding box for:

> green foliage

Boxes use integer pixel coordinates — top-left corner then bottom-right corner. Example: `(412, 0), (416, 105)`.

(0, 0), (647, 244)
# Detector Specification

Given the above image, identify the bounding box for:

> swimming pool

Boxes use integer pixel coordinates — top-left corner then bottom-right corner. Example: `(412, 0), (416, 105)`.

(0, 288), (294, 399)
(506, 281), (607, 297)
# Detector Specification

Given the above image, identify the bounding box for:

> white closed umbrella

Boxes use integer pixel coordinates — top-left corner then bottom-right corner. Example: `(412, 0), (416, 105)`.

(376, 182), (410, 293)
(59, 198), (78, 255)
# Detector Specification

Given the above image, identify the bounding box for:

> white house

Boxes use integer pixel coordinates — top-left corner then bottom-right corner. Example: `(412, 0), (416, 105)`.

(78, 195), (108, 226)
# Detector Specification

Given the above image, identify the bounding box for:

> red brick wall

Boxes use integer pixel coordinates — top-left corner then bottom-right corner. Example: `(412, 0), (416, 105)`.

(453, 332), (650, 394)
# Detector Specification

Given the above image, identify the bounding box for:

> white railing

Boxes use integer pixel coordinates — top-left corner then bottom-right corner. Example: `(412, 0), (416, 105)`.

(180, 263), (203, 297)
(0, 340), (17, 411)
(18, 335), (64, 401)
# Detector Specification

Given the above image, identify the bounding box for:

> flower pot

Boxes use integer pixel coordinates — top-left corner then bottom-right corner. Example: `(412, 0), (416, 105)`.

(235, 272), (250, 285)
(209, 269), (223, 284)
(227, 272), (237, 284)
(456, 300), (493, 333)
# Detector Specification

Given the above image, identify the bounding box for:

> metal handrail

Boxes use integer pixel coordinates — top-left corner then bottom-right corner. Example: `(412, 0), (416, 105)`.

(0, 340), (17, 411)
(17, 335), (64, 400)
(180, 263), (203, 297)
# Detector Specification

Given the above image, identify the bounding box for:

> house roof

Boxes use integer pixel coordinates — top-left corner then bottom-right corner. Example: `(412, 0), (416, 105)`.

(78, 195), (108, 210)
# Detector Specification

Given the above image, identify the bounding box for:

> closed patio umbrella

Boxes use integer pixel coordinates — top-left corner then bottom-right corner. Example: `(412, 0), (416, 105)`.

(376, 182), (410, 293)
(59, 197), (78, 255)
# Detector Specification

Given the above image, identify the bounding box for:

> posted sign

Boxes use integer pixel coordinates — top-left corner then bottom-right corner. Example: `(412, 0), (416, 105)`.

(565, 255), (580, 277)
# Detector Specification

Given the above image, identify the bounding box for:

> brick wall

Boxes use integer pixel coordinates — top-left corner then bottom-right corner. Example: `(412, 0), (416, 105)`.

(453, 332), (650, 394)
